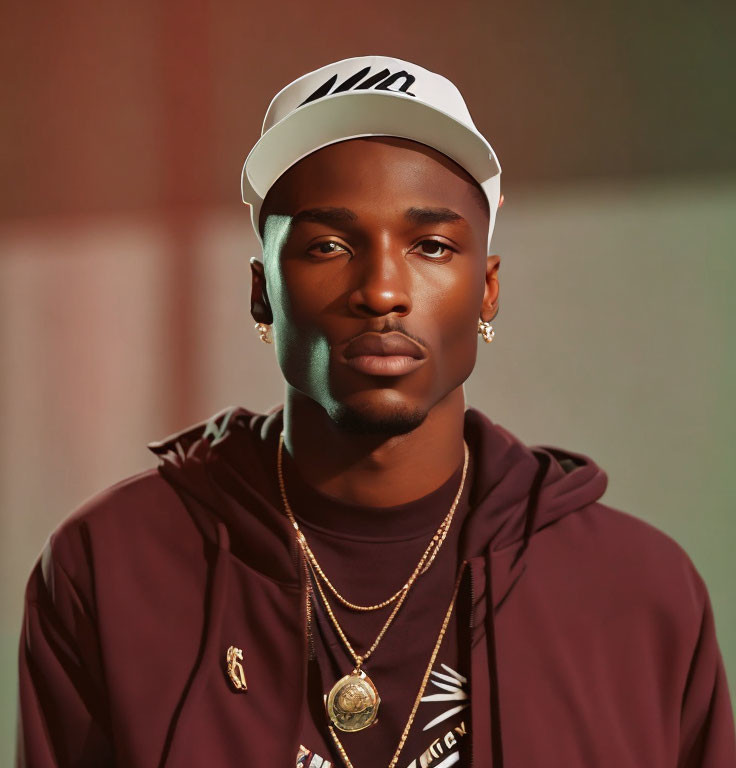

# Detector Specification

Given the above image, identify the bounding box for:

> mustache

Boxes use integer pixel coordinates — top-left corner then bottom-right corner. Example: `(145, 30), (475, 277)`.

(345, 319), (429, 350)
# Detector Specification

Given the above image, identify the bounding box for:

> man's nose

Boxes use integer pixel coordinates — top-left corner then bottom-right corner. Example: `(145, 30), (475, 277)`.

(346, 245), (413, 318)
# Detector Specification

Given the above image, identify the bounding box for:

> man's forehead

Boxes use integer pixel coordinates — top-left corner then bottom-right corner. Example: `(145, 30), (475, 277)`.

(258, 138), (490, 237)
(260, 172), (487, 232)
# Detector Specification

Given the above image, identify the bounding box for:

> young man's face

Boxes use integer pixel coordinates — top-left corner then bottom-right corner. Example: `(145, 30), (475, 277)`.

(251, 136), (499, 435)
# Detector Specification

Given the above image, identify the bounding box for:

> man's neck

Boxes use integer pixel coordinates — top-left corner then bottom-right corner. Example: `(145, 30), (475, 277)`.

(281, 387), (467, 508)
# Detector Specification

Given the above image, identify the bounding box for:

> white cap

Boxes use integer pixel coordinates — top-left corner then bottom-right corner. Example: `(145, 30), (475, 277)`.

(241, 55), (502, 255)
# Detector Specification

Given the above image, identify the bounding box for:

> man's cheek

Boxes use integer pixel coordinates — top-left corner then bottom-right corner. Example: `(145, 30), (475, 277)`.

(443, 323), (479, 378)
(282, 292), (327, 329)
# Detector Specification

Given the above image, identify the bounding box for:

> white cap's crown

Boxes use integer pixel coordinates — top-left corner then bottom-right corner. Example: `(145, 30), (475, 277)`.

(242, 55), (501, 254)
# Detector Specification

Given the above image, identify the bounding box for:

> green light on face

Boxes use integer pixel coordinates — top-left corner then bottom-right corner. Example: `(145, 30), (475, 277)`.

(261, 212), (334, 402)
(261, 214), (292, 292)
(260, 213), (293, 343)
(307, 334), (332, 399)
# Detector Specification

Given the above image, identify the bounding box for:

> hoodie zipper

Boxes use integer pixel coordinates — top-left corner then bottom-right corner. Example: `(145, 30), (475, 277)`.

(468, 560), (476, 768)
(303, 549), (316, 660)
(291, 532), (311, 762)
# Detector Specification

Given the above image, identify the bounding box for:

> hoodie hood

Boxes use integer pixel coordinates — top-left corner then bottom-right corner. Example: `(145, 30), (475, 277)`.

(147, 403), (609, 767)
(148, 404), (608, 567)
(458, 406), (608, 560)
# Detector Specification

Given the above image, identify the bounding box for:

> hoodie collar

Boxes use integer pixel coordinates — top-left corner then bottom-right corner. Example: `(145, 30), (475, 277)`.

(147, 404), (609, 581)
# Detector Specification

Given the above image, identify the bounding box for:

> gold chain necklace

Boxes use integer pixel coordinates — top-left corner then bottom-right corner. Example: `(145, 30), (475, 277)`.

(327, 565), (466, 768)
(277, 432), (469, 733)
(277, 431), (469, 612)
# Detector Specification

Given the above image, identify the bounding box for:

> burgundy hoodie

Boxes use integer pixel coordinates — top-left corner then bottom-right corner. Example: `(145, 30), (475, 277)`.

(16, 405), (736, 767)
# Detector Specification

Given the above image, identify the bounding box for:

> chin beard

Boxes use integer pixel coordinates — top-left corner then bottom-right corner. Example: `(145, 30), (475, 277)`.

(329, 401), (428, 437)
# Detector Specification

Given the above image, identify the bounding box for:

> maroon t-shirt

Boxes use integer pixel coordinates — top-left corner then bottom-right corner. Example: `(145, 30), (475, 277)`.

(279, 446), (475, 768)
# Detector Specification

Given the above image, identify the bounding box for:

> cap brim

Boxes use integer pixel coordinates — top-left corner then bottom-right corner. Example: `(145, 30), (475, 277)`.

(241, 90), (501, 253)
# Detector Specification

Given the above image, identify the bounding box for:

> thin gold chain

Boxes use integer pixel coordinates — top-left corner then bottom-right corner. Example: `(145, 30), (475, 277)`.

(306, 552), (410, 668)
(277, 431), (469, 612)
(327, 565), (466, 768)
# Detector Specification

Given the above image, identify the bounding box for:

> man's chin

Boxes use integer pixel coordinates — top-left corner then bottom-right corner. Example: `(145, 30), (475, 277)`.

(328, 399), (428, 437)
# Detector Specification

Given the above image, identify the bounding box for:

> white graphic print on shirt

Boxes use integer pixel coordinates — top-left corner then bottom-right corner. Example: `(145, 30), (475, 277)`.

(419, 663), (469, 731)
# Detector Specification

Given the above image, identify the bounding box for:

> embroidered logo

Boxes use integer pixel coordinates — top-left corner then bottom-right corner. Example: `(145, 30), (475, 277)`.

(226, 645), (248, 691)
(297, 66), (418, 108)
(203, 407), (236, 444)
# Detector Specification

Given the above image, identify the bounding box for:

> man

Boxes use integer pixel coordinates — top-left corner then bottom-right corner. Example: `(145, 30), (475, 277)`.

(16, 56), (736, 768)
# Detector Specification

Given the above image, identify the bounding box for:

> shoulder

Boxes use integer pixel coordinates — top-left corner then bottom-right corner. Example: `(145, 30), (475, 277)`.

(31, 468), (198, 601)
(53, 467), (188, 542)
(550, 501), (711, 636)
(583, 501), (703, 584)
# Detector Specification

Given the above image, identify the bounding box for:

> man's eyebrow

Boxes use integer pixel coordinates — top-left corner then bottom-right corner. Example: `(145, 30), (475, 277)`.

(405, 206), (467, 226)
(291, 207), (358, 228)
(289, 206), (468, 228)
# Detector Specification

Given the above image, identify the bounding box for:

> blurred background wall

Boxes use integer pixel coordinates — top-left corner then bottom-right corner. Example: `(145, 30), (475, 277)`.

(1, 0), (734, 759)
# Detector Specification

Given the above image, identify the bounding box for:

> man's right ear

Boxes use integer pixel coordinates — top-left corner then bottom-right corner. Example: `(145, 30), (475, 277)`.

(249, 257), (273, 324)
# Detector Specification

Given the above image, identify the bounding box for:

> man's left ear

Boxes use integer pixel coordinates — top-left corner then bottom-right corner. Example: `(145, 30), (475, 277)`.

(481, 254), (501, 320)
(249, 256), (273, 325)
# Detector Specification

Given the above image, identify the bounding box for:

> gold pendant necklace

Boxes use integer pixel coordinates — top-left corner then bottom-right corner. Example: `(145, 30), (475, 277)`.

(329, 566), (466, 768)
(306, 555), (394, 732)
(326, 668), (381, 732)
(279, 432), (470, 734)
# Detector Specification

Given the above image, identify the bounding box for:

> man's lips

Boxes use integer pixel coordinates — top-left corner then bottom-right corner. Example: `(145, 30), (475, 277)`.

(343, 332), (427, 360)
(341, 332), (427, 377)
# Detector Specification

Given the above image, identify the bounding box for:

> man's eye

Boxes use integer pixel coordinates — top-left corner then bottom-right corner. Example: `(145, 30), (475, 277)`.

(414, 240), (454, 259)
(306, 239), (454, 259)
(308, 241), (348, 257)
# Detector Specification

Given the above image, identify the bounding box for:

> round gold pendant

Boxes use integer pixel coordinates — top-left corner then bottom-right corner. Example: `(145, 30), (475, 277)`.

(326, 668), (381, 732)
